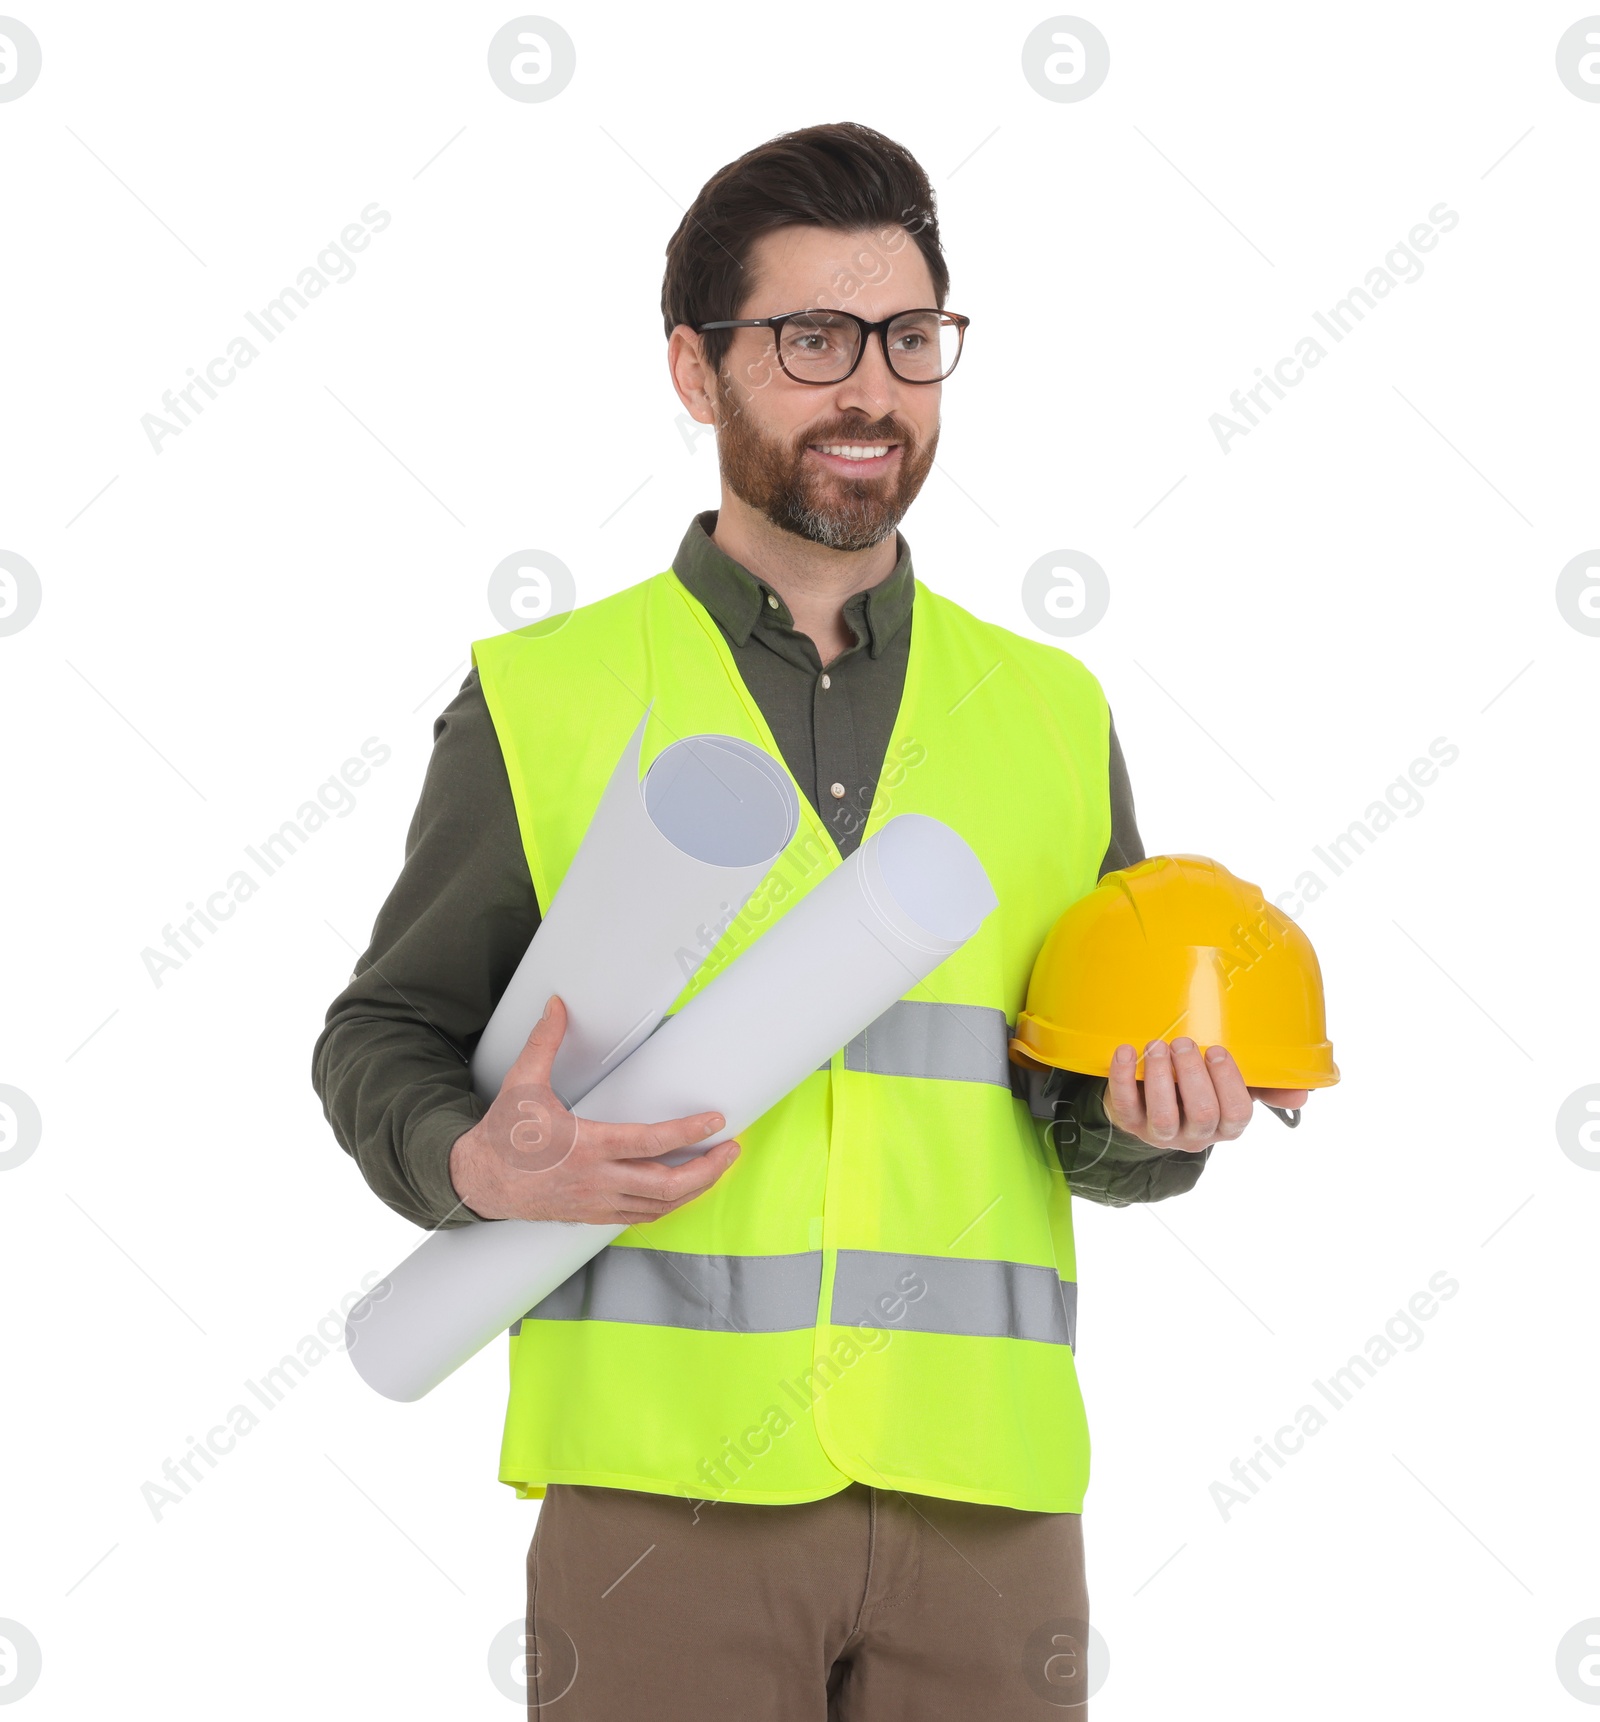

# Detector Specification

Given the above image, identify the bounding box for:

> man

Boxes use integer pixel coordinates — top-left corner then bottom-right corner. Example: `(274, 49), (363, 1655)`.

(314, 121), (1309, 1720)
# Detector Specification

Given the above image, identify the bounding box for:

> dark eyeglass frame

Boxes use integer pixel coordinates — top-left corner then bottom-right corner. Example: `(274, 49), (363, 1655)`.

(695, 307), (971, 385)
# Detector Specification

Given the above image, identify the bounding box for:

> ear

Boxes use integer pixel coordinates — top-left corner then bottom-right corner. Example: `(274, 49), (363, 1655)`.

(667, 324), (718, 426)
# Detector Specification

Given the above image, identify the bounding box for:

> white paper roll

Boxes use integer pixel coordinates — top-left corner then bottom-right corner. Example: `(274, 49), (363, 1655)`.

(576, 812), (998, 1149)
(347, 813), (996, 1402)
(470, 714), (799, 1107)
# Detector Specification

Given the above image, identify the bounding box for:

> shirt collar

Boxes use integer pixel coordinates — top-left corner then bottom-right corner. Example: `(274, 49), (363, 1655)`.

(670, 510), (915, 659)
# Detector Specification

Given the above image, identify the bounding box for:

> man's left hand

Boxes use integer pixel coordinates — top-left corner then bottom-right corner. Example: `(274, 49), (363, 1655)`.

(1103, 1038), (1310, 1153)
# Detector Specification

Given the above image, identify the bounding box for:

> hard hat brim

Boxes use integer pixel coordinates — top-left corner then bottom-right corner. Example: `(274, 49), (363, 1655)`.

(1009, 1020), (1340, 1090)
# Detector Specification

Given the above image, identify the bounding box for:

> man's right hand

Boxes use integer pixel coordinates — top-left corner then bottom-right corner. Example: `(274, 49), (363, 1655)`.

(447, 994), (740, 1225)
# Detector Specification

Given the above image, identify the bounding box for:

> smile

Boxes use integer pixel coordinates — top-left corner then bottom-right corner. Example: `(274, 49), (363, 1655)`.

(806, 442), (900, 470)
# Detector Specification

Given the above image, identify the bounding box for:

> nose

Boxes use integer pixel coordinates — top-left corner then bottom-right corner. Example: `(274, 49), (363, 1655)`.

(830, 330), (900, 419)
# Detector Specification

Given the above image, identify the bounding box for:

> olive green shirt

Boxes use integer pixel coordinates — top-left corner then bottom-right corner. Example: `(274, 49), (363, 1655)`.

(312, 512), (1211, 1230)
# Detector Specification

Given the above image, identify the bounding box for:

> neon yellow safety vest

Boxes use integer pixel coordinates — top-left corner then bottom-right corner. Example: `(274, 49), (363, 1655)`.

(470, 565), (1112, 1513)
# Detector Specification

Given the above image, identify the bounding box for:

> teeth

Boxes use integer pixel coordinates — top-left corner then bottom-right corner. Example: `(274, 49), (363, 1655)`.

(814, 444), (892, 461)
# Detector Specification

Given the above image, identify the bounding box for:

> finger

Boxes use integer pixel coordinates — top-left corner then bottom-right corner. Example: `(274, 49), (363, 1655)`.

(1203, 1046), (1255, 1138)
(1140, 1041), (1181, 1144)
(582, 1180), (691, 1226)
(584, 1110), (729, 1161)
(1248, 1087), (1311, 1108)
(609, 1184), (718, 1224)
(598, 1191), (679, 1222)
(613, 1139), (740, 1203)
(606, 1203), (682, 1226)
(1104, 1045), (1144, 1132)
(1169, 1038), (1220, 1147)
(615, 1139), (741, 1202)
(504, 994), (567, 1091)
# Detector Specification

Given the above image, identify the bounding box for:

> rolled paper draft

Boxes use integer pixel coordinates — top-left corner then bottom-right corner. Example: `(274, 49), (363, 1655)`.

(347, 812), (996, 1402)
(470, 713), (799, 1108)
(578, 812), (997, 1153)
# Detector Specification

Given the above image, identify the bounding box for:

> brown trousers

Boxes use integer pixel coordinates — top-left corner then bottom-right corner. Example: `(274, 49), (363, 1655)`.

(525, 1481), (1091, 1719)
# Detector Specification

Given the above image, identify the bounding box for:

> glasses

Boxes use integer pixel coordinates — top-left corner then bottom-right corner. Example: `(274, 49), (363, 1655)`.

(696, 307), (970, 385)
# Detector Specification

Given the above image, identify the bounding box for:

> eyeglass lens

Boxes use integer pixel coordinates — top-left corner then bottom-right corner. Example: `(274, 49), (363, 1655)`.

(778, 311), (960, 382)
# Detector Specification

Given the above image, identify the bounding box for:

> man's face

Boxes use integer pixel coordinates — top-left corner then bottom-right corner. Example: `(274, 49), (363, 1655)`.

(705, 224), (944, 552)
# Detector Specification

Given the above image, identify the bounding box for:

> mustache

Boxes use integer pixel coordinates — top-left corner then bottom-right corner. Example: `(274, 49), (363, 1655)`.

(795, 417), (915, 448)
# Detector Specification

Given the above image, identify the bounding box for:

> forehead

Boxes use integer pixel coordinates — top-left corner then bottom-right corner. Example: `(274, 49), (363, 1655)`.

(739, 223), (937, 319)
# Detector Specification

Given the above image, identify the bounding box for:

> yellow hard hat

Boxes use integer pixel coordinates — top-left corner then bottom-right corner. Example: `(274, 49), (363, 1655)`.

(1010, 854), (1339, 1090)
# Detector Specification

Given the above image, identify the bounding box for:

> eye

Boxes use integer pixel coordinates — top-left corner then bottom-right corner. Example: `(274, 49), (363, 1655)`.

(888, 315), (941, 352)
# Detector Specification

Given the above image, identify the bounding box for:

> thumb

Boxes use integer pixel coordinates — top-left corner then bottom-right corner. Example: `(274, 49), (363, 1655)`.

(508, 993), (566, 1089)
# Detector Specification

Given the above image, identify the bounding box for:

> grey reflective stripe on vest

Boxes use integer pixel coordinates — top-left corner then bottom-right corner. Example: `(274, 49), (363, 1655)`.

(509, 1243), (1076, 1352)
(513, 1247), (823, 1336)
(813, 998), (1014, 1085)
(831, 1249), (1077, 1350)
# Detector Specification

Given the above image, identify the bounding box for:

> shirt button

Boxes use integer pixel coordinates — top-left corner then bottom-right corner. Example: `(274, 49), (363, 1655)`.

(820, 674), (831, 689)
(766, 593), (779, 609)
(830, 782), (846, 799)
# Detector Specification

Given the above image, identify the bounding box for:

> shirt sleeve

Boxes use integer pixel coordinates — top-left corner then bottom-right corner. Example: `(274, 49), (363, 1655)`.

(1041, 1070), (1214, 1206)
(1012, 706), (1216, 1204)
(310, 668), (537, 1230)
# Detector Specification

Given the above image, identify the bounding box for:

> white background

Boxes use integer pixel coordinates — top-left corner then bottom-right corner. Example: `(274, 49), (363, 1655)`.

(2, 1), (1597, 1716)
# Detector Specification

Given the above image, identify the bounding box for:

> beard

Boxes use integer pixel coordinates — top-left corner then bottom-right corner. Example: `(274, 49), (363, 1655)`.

(711, 386), (938, 552)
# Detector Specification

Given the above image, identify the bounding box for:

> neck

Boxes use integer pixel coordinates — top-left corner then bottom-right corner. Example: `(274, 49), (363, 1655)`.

(710, 490), (897, 668)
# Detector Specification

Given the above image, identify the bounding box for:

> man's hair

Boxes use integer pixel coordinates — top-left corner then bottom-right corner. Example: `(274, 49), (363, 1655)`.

(661, 121), (949, 378)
